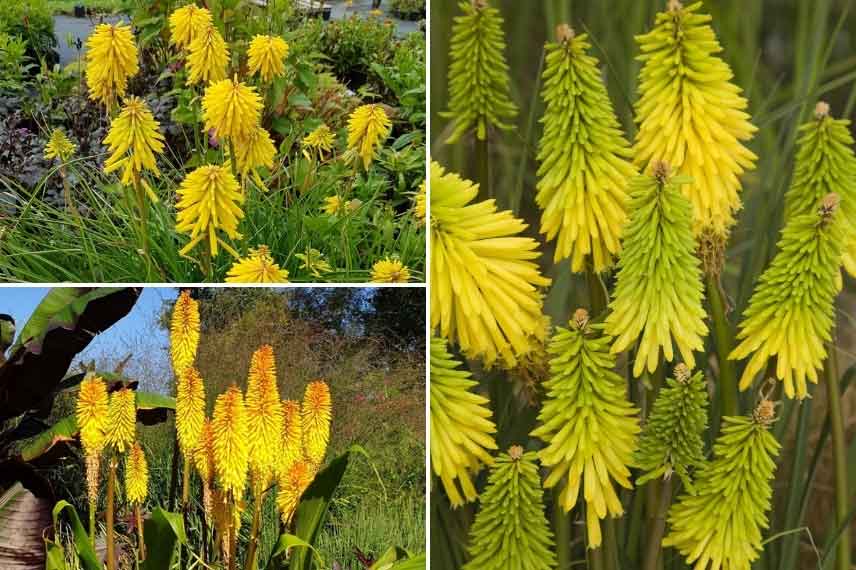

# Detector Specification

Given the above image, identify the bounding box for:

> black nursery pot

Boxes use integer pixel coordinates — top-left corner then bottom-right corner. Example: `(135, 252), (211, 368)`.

(322, 6), (332, 20)
(74, 4), (86, 17)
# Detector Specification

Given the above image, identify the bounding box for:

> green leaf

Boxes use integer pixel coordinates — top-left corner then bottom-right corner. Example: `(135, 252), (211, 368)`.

(19, 391), (174, 461)
(288, 92), (312, 109)
(369, 546), (411, 569)
(265, 533), (322, 570)
(140, 508), (186, 570)
(19, 415), (77, 462)
(290, 451), (350, 570)
(52, 500), (101, 570)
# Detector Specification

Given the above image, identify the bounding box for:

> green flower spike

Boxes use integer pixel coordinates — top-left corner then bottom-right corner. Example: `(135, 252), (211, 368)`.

(430, 336), (498, 508)
(784, 101), (856, 277)
(463, 445), (557, 570)
(535, 25), (636, 273)
(635, 363), (708, 493)
(729, 193), (845, 399)
(441, 0), (517, 143)
(605, 162), (708, 377)
(531, 309), (640, 549)
(634, 0), (757, 236)
(663, 399), (780, 570)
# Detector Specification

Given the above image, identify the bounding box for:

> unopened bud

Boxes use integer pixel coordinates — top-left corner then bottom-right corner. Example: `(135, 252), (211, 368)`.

(508, 445), (524, 461)
(572, 308), (590, 330)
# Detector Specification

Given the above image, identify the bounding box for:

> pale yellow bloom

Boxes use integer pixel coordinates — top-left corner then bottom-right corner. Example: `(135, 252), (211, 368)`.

(247, 35), (289, 82)
(225, 246), (290, 283)
(347, 104), (391, 169)
(186, 25), (229, 85)
(169, 4), (213, 48)
(85, 23), (139, 110)
(371, 257), (411, 283)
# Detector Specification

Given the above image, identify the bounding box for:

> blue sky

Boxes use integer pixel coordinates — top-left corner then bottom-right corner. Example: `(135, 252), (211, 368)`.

(1, 288), (176, 392)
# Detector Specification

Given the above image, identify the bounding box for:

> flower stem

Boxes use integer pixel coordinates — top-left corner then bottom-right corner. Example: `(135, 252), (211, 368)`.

(182, 461), (190, 508)
(135, 503), (146, 561)
(474, 137), (490, 200)
(706, 272), (738, 417)
(88, 497), (96, 544)
(245, 486), (265, 570)
(106, 457), (117, 570)
(642, 477), (672, 570)
(552, 491), (571, 570)
(824, 336), (851, 570)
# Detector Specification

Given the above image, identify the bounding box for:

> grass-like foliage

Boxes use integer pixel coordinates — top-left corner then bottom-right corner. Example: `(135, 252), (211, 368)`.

(0, 2), (426, 283)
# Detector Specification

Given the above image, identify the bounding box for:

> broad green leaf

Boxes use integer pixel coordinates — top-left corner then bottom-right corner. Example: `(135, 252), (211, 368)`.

(140, 507), (185, 570)
(266, 533), (322, 570)
(369, 546), (412, 569)
(52, 500), (101, 570)
(19, 391), (174, 461)
(290, 451), (350, 570)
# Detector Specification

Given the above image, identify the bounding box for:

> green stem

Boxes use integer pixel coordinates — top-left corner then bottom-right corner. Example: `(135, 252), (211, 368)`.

(552, 490), (571, 570)
(625, 489), (644, 567)
(106, 457), (116, 570)
(824, 338), (851, 570)
(642, 477), (672, 570)
(132, 174), (152, 280)
(228, 495), (238, 570)
(706, 272), (738, 417)
(474, 137), (491, 200)
(182, 461), (190, 508)
(603, 518), (618, 570)
(587, 268), (608, 318)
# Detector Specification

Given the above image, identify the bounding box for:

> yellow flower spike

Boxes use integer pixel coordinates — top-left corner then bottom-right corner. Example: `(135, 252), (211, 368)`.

(212, 385), (250, 498)
(531, 311), (640, 548)
(302, 124), (336, 159)
(176, 366), (206, 457)
(536, 26), (636, 272)
(225, 246), (290, 283)
(170, 290), (200, 374)
(246, 345), (284, 488)
(85, 23), (139, 110)
(44, 129), (76, 162)
(105, 388), (136, 453)
(202, 77), (262, 142)
(276, 460), (314, 526)
(233, 125), (276, 178)
(77, 374), (109, 506)
(247, 35), (289, 82)
(125, 442), (149, 505)
(430, 337), (497, 508)
(347, 104), (391, 170)
(186, 24), (229, 85)
(176, 164), (245, 257)
(431, 161), (552, 369)
(634, 0), (757, 235)
(301, 381), (332, 466)
(413, 179), (426, 225)
(169, 4), (213, 49)
(280, 400), (304, 476)
(103, 97), (165, 196)
(371, 257), (411, 283)
(76, 374), (109, 455)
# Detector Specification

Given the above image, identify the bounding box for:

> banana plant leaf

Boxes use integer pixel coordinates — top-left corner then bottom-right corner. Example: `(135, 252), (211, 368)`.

(18, 392), (175, 463)
(0, 482), (53, 570)
(0, 288), (140, 423)
(140, 507), (186, 570)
